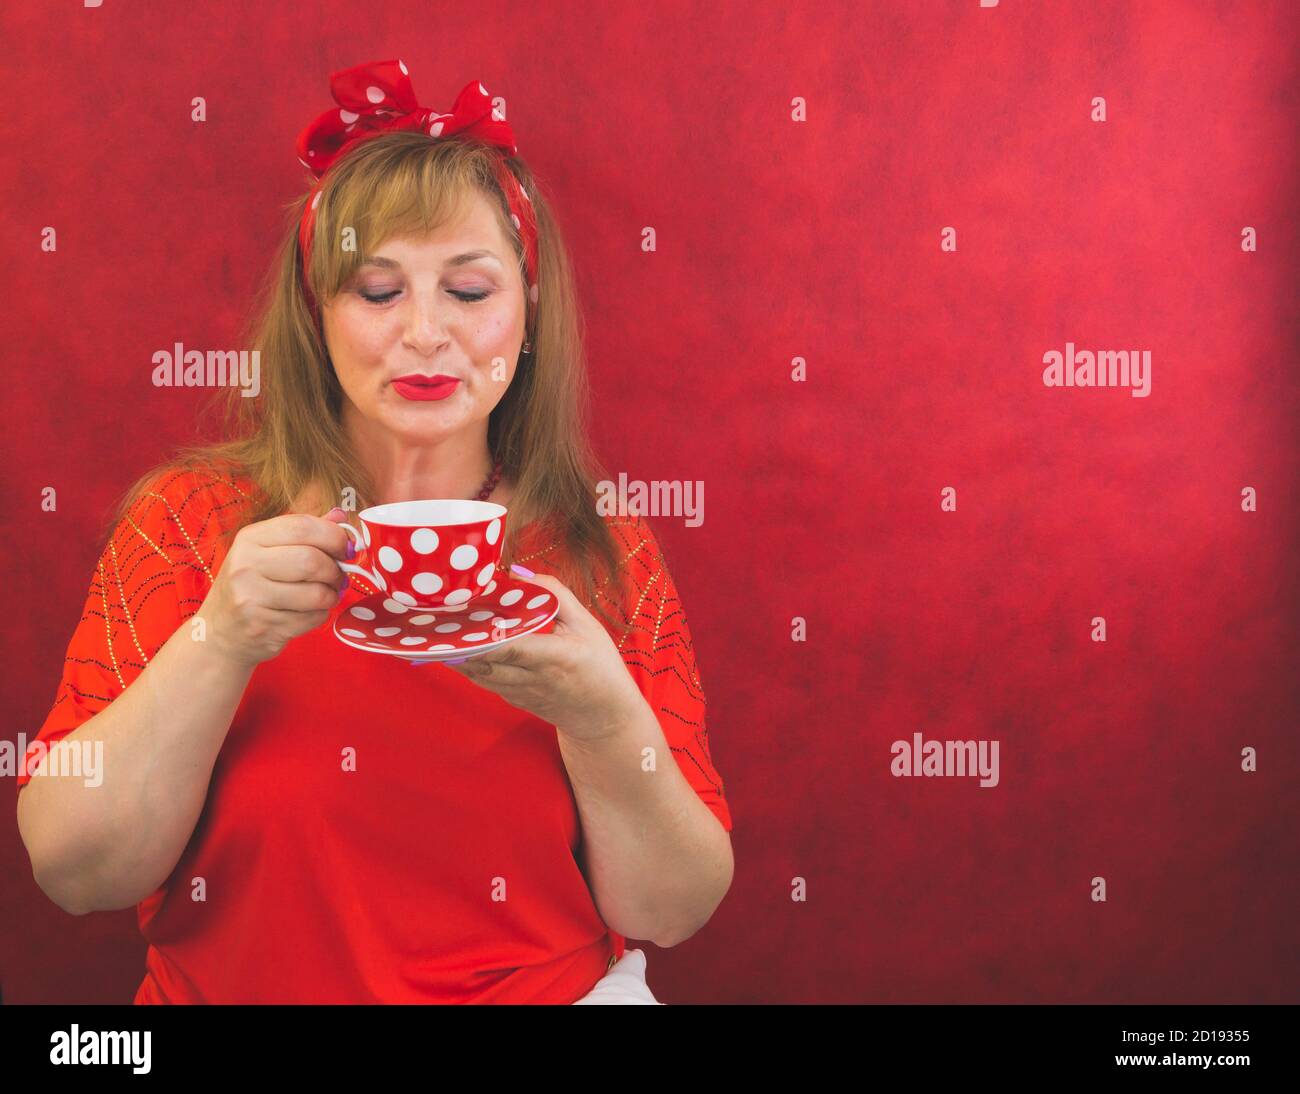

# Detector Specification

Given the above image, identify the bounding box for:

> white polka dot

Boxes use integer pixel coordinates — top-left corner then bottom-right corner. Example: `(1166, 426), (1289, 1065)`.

(499, 589), (524, 606)
(463, 631), (491, 642)
(494, 617), (522, 629)
(311, 192), (321, 210)
(429, 120), (444, 137)
(478, 83), (488, 95)
(483, 580), (497, 595)
(486, 519), (501, 545)
(378, 546), (404, 572)
(340, 627), (367, 638)
(348, 606), (376, 621)
(375, 626), (401, 637)
(398, 60), (408, 75)
(511, 214), (521, 231)
(434, 622), (462, 633)
(408, 615), (436, 626)
(444, 588), (473, 606)
(520, 185), (530, 202)
(468, 610), (495, 621)
(392, 591), (418, 606)
(339, 109), (359, 124)
(429, 644), (458, 652)
(526, 614), (546, 626)
(410, 528), (439, 553)
(476, 562), (496, 586)
(382, 598), (408, 614)
(412, 572), (442, 595)
(526, 593), (551, 609)
(365, 86), (385, 104)
(399, 636), (427, 646)
(361, 524), (371, 547)
(450, 544), (479, 570)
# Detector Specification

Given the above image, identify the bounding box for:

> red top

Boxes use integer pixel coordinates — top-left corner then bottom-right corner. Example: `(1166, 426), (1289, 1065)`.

(18, 464), (732, 1003)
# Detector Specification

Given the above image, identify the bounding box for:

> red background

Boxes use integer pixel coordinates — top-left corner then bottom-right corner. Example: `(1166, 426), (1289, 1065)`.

(2, 1), (1297, 1004)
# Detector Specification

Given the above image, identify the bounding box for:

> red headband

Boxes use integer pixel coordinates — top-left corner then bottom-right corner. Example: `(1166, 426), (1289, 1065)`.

(294, 59), (539, 325)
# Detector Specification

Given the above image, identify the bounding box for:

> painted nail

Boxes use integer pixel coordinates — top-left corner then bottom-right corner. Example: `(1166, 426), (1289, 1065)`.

(346, 541), (356, 560)
(446, 657), (468, 665)
(510, 563), (535, 578)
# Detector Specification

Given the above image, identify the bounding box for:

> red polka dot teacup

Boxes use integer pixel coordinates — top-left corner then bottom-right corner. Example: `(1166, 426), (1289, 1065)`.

(337, 500), (508, 609)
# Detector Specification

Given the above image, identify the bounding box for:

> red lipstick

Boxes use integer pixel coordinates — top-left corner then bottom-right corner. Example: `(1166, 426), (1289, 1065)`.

(391, 373), (460, 401)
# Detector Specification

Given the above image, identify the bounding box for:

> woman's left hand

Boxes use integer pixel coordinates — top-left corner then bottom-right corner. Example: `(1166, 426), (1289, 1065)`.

(431, 568), (648, 742)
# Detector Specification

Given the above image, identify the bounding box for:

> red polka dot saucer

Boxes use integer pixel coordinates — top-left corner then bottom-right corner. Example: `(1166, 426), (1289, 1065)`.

(332, 573), (558, 661)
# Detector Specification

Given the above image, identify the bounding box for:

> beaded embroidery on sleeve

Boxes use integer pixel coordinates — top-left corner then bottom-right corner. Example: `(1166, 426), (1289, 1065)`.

(584, 515), (728, 813)
(36, 467), (253, 733)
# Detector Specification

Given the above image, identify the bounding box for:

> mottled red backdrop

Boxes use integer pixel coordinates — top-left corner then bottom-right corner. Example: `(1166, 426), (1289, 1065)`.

(2, 1), (1297, 1004)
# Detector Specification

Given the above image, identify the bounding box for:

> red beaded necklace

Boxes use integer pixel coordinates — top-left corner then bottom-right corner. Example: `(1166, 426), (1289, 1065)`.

(475, 458), (504, 501)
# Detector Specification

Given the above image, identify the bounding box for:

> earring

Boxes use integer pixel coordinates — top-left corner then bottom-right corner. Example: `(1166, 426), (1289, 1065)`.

(521, 340), (533, 355)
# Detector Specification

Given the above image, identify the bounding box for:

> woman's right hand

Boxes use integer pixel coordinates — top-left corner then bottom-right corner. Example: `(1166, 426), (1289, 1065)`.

(201, 508), (353, 669)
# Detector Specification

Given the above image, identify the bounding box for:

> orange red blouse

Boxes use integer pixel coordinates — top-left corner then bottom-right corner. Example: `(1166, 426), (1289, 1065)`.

(19, 464), (732, 1003)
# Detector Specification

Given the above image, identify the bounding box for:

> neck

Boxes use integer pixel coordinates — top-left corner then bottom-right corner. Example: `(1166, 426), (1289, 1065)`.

(342, 403), (499, 503)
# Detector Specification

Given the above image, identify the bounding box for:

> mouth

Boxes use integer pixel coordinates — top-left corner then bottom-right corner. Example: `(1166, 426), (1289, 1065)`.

(391, 374), (461, 401)
(392, 373), (460, 387)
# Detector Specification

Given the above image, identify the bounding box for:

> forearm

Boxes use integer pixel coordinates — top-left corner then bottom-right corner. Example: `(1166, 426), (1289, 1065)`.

(557, 697), (734, 947)
(18, 620), (254, 914)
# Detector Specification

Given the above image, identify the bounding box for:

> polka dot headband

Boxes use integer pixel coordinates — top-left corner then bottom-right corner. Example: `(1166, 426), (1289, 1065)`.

(294, 59), (539, 325)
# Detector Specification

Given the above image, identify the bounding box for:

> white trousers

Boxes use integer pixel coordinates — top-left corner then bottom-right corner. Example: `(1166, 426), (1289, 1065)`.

(571, 948), (663, 1005)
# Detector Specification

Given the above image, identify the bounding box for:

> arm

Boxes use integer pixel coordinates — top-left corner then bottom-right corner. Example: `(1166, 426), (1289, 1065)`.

(17, 503), (353, 916)
(17, 626), (255, 915)
(557, 694), (734, 947)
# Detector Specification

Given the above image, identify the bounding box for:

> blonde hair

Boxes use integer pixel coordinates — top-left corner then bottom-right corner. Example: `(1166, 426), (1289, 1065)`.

(108, 130), (624, 629)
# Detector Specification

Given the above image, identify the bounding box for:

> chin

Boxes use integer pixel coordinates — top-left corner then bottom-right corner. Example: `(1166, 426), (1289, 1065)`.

(380, 401), (470, 436)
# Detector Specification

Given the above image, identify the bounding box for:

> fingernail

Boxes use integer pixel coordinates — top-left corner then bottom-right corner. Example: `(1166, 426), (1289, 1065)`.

(326, 506), (345, 518)
(446, 657), (468, 665)
(346, 541), (356, 560)
(510, 563), (535, 578)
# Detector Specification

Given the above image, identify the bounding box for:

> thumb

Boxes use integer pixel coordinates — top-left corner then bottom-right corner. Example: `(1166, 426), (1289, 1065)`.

(509, 566), (585, 632)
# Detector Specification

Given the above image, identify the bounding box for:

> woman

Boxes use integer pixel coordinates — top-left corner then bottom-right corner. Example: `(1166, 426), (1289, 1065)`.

(16, 61), (733, 1004)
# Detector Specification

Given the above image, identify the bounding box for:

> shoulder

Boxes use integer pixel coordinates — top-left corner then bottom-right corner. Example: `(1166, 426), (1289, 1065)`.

(115, 460), (261, 577)
(590, 511), (695, 636)
(602, 510), (675, 579)
(129, 459), (255, 525)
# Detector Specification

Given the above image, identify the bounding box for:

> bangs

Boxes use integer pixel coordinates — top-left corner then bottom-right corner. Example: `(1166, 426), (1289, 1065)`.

(308, 134), (513, 301)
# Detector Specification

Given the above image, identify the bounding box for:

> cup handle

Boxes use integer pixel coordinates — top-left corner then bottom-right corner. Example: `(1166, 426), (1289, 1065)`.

(337, 523), (387, 592)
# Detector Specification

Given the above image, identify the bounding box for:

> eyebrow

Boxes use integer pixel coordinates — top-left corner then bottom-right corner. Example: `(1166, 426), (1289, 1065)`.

(358, 250), (502, 270)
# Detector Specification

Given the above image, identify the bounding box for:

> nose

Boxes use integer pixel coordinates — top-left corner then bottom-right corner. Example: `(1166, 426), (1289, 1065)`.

(400, 286), (453, 356)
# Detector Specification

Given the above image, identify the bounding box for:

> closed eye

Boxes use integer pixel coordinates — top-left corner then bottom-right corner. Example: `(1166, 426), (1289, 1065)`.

(359, 289), (491, 304)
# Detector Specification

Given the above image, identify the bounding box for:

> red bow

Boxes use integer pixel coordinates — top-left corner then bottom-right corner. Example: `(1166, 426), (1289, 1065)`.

(295, 60), (519, 177)
(294, 60), (538, 323)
